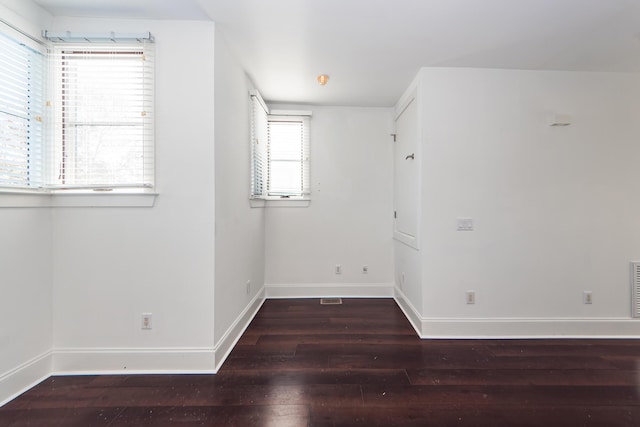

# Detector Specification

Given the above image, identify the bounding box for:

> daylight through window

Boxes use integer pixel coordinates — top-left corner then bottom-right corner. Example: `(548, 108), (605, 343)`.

(49, 42), (155, 189)
(1, 30), (155, 192)
(250, 91), (310, 200)
(0, 28), (44, 189)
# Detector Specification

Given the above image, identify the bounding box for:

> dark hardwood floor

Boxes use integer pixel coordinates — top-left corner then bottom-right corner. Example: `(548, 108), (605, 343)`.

(1, 298), (639, 426)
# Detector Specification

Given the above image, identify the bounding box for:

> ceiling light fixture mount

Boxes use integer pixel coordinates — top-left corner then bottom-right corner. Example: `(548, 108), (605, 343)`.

(317, 74), (330, 85)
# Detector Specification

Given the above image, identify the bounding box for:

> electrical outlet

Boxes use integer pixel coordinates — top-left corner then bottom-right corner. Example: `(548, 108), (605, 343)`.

(141, 313), (152, 330)
(466, 291), (476, 304)
(335, 264), (342, 275)
(246, 280), (251, 295)
(362, 265), (368, 274)
(583, 291), (593, 305)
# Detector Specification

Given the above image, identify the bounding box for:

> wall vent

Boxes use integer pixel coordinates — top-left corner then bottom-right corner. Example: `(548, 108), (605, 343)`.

(320, 298), (342, 305)
(631, 262), (640, 318)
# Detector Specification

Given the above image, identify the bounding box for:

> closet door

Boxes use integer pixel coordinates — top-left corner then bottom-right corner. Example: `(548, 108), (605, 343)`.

(393, 95), (420, 249)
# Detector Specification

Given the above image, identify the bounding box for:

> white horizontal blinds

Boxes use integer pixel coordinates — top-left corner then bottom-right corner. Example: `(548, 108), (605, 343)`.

(0, 29), (44, 188)
(250, 93), (268, 198)
(301, 116), (310, 196)
(267, 115), (310, 197)
(49, 42), (154, 188)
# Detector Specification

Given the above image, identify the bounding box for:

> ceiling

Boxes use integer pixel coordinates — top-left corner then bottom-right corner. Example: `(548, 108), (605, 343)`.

(31, 0), (640, 107)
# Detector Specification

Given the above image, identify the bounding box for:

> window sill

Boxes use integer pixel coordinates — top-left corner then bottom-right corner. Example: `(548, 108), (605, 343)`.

(250, 198), (310, 208)
(0, 190), (157, 208)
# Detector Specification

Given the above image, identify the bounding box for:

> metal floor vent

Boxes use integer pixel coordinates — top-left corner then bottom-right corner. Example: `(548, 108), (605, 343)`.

(320, 298), (343, 305)
(632, 262), (640, 318)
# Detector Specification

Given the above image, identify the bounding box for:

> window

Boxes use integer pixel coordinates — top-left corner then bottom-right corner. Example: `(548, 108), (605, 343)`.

(0, 26), (45, 189)
(1, 30), (154, 193)
(250, 91), (310, 200)
(48, 39), (154, 189)
(267, 116), (310, 197)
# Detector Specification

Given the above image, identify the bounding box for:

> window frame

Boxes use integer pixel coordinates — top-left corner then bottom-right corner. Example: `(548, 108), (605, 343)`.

(249, 91), (311, 206)
(266, 113), (310, 199)
(48, 41), (155, 191)
(0, 28), (156, 207)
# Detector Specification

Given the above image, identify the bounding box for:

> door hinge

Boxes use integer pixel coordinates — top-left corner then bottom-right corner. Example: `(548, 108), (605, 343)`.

(391, 133), (397, 142)
(394, 210), (397, 219)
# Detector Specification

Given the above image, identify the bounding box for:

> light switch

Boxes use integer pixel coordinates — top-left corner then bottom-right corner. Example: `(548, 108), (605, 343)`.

(457, 218), (474, 231)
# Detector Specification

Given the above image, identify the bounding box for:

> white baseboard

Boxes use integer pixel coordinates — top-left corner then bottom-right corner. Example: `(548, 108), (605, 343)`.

(393, 287), (423, 337)
(0, 351), (52, 407)
(394, 287), (640, 339)
(212, 288), (266, 371)
(418, 317), (640, 339)
(265, 282), (394, 299)
(52, 347), (217, 375)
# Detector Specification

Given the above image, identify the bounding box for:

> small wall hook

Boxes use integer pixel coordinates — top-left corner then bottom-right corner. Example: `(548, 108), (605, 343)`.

(405, 153), (415, 160)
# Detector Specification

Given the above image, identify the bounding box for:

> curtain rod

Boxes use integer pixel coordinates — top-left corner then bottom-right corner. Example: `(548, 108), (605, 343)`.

(42, 30), (154, 43)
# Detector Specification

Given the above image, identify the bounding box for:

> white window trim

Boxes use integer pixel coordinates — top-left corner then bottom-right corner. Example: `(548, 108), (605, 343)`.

(268, 110), (311, 201)
(0, 188), (157, 208)
(46, 40), (155, 190)
(250, 198), (310, 208)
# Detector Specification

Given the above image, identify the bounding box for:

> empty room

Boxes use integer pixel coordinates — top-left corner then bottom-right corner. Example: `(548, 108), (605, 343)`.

(1, 0), (639, 425)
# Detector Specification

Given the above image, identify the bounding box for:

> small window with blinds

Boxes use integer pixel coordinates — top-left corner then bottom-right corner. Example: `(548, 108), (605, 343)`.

(250, 92), (311, 201)
(48, 41), (154, 189)
(0, 28), (45, 189)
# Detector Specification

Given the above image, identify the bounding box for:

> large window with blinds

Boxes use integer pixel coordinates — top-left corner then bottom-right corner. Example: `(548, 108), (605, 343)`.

(0, 27), (44, 189)
(250, 91), (310, 200)
(49, 42), (154, 189)
(0, 28), (154, 193)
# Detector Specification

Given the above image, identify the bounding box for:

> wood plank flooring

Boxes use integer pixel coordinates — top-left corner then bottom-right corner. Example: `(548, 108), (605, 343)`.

(1, 298), (639, 426)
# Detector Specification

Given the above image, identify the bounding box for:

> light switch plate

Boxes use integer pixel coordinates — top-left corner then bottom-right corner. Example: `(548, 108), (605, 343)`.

(457, 218), (474, 231)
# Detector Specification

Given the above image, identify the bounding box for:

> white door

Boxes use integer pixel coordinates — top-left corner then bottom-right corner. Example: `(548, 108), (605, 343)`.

(393, 96), (419, 248)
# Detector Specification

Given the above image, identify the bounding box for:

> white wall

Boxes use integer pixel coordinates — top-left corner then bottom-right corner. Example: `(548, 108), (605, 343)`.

(394, 241), (422, 323)
(264, 106), (395, 297)
(213, 31), (266, 364)
(0, 209), (52, 403)
(49, 17), (217, 370)
(0, 2), (53, 406)
(408, 67), (640, 336)
(0, 0), (50, 26)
